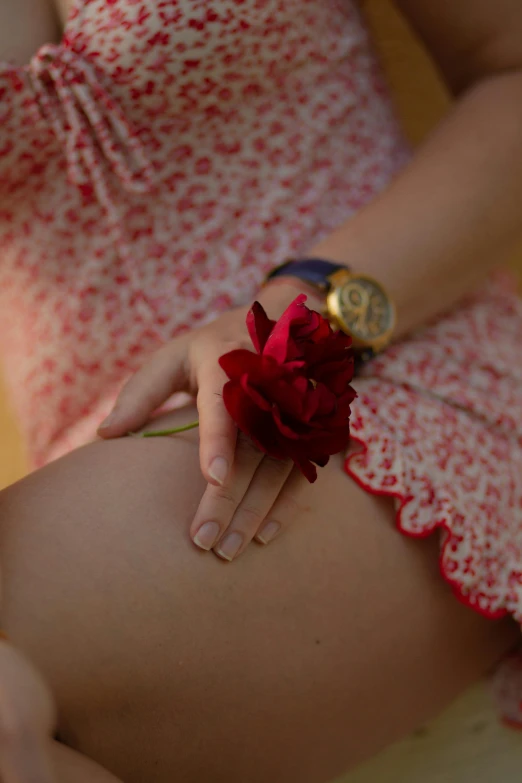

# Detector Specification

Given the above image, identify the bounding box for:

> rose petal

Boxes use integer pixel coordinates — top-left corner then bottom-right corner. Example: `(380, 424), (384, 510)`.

(240, 375), (271, 411)
(312, 357), (354, 379)
(264, 377), (304, 418)
(315, 367), (355, 396)
(301, 389), (321, 422)
(312, 383), (337, 418)
(222, 381), (287, 459)
(304, 344), (353, 375)
(293, 310), (331, 342)
(262, 294), (309, 363)
(219, 349), (260, 381)
(288, 454), (318, 483)
(272, 405), (300, 439)
(246, 301), (276, 354)
(313, 454), (330, 468)
(302, 425), (351, 456)
(220, 350), (282, 384)
(338, 387), (357, 408)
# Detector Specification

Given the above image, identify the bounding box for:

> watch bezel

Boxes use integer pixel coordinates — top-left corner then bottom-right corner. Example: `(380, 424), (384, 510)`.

(326, 269), (396, 353)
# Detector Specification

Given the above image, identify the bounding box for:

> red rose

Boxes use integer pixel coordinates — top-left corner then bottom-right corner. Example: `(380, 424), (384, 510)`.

(219, 295), (356, 482)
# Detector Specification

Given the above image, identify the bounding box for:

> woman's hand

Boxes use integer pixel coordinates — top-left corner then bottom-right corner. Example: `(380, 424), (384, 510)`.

(99, 280), (324, 561)
(0, 638), (56, 783)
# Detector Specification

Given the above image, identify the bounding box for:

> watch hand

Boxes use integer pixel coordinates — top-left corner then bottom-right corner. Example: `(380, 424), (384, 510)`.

(342, 281), (370, 332)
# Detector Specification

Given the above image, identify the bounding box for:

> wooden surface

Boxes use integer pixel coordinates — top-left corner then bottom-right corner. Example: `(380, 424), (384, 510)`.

(1, 1), (522, 780)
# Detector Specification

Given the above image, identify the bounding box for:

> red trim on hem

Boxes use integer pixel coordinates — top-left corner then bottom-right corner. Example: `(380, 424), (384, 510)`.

(344, 435), (510, 623)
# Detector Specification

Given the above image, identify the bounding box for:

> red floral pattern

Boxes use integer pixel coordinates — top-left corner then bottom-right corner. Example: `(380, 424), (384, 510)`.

(0, 0), (520, 722)
(0, 0), (407, 465)
(345, 273), (522, 724)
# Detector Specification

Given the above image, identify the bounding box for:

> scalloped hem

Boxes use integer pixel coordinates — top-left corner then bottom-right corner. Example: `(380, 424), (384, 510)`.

(342, 274), (522, 726)
(345, 434), (522, 729)
(344, 435), (510, 623)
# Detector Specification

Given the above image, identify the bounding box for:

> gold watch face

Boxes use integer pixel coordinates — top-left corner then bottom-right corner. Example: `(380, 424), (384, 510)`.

(327, 273), (395, 351)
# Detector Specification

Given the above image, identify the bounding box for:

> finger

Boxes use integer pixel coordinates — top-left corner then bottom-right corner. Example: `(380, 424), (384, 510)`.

(98, 337), (189, 437)
(191, 433), (264, 557)
(213, 453), (293, 560)
(255, 465), (305, 545)
(196, 348), (239, 486)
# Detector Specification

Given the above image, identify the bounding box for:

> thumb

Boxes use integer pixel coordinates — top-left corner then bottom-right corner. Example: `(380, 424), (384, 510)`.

(98, 337), (189, 437)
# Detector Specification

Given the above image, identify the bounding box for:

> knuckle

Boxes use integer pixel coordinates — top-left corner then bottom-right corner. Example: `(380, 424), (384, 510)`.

(118, 374), (152, 406)
(212, 486), (238, 507)
(236, 504), (263, 528)
(221, 339), (245, 353)
(237, 433), (263, 459)
(196, 386), (220, 410)
(264, 455), (291, 479)
(199, 350), (222, 371)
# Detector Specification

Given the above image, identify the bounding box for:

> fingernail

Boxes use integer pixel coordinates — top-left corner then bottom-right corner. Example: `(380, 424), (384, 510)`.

(215, 532), (243, 561)
(256, 520), (281, 545)
(209, 456), (229, 486)
(99, 411), (117, 430)
(193, 521), (221, 551)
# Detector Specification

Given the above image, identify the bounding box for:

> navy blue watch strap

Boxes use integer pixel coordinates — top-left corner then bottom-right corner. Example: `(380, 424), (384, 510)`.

(267, 258), (376, 371)
(266, 258), (348, 289)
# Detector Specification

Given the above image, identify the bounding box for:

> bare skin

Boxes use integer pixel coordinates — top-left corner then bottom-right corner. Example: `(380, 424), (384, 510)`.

(1, 0), (522, 780)
(100, 0), (522, 559)
(0, 407), (518, 782)
(0, 580), (121, 782)
(0, 0), (60, 65)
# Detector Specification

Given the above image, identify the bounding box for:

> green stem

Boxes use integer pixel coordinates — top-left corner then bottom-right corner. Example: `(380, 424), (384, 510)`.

(132, 420), (200, 438)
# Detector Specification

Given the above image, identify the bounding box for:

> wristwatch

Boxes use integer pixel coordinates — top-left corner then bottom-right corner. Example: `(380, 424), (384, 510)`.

(266, 258), (396, 357)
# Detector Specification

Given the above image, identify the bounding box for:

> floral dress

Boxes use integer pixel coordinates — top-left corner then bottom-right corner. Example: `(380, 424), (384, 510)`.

(1, 0), (521, 723)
